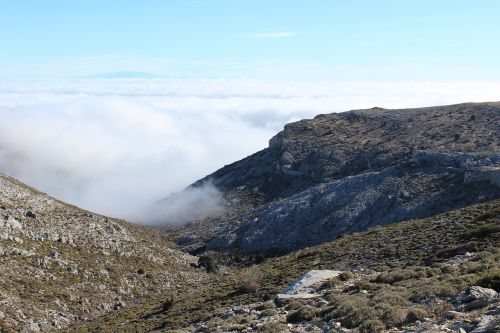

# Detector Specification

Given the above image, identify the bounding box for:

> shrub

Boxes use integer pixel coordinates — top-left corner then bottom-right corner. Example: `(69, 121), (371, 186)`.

(376, 304), (406, 327)
(476, 269), (500, 291)
(198, 255), (219, 273)
(259, 309), (277, 318)
(359, 319), (385, 333)
(370, 289), (409, 306)
(255, 301), (275, 311)
(286, 305), (317, 323)
(406, 306), (429, 323)
(259, 322), (286, 333)
(162, 294), (175, 312)
(374, 269), (421, 284)
(429, 300), (453, 317)
(322, 294), (377, 328)
(435, 241), (480, 259)
(238, 265), (261, 294)
(284, 300), (304, 311)
(339, 271), (354, 281)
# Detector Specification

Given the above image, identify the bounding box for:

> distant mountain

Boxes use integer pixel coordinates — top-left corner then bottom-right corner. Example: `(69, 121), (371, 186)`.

(171, 102), (500, 254)
(87, 71), (164, 79)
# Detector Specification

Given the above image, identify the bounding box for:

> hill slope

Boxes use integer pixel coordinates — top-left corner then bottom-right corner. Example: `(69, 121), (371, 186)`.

(75, 199), (500, 332)
(172, 102), (500, 253)
(0, 173), (204, 332)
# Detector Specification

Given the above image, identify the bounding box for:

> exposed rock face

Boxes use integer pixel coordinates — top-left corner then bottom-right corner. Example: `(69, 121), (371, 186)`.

(174, 102), (500, 253)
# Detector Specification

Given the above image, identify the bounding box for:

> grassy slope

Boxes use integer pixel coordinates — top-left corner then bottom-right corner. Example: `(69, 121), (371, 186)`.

(72, 199), (499, 332)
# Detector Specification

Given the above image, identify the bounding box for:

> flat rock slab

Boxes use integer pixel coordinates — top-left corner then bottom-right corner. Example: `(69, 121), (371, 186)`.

(277, 269), (342, 299)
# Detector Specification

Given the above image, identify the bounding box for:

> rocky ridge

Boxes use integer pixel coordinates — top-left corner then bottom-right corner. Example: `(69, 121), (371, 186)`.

(172, 102), (500, 254)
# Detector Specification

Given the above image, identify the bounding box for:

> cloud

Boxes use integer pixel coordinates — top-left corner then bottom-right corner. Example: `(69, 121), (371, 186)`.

(137, 181), (225, 226)
(244, 32), (297, 39)
(0, 78), (499, 224)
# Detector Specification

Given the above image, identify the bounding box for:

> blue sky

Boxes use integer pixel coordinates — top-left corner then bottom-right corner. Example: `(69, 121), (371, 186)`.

(1, 0), (500, 80)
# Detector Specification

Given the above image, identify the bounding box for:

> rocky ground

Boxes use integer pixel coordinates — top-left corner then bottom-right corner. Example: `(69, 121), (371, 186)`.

(75, 199), (499, 332)
(0, 173), (206, 332)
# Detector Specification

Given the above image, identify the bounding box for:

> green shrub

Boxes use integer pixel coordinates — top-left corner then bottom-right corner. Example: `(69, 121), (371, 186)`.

(255, 301), (275, 311)
(374, 269), (422, 284)
(370, 289), (409, 306)
(259, 322), (286, 333)
(259, 309), (278, 318)
(322, 294), (377, 328)
(284, 300), (304, 311)
(238, 265), (261, 294)
(286, 305), (317, 323)
(339, 271), (354, 281)
(376, 304), (406, 327)
(406, 306), (429, 323)
(198, 255), (219, 273)
(359, 319), (385, 333)
(476, 269), (500, 291)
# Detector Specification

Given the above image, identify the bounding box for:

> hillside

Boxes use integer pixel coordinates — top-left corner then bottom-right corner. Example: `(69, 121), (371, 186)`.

(0, 173), (206, 332)
(74, 199), (499, 332)
(171, 102), (500, 254)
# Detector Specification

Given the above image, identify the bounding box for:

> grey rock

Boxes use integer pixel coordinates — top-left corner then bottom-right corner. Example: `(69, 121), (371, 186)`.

(469, 286), (498, 301)
(25, 210), (36, 219)
(471, 315), (499, 333)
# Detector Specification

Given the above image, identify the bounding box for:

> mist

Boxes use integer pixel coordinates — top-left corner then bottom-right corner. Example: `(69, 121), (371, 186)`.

(135, 181), (226, 226)
(0, 78), (499, 225)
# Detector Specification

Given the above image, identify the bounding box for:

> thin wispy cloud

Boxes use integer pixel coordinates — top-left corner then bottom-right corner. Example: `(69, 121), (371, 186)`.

(244, 32), (297, 39)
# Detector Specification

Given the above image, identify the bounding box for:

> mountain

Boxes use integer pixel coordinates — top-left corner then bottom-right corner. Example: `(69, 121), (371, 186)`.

(1, 102), (499, 333)
(0, 173), (202, 332)
(171, 102), (500, 254)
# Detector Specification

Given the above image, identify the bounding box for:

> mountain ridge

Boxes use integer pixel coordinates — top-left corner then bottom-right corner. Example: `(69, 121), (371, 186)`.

(172, 102), (500, 254)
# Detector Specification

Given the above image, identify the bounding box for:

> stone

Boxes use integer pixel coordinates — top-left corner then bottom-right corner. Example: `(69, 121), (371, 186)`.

(25, 210), (36, 219)
(470, 315), (498, 333)
(469, 286), (498, 300)
(277, 270), (342, 299)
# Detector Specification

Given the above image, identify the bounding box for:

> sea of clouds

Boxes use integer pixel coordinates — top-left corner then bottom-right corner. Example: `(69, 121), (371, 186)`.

(0, 78), (499, 224)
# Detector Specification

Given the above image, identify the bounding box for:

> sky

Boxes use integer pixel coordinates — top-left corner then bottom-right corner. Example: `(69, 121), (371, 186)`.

(1, 0), (500, 80)
(0, 1), (499, 221)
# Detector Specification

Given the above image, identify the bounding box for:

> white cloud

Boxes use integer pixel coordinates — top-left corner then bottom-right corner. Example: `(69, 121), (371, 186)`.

(0, 78), (499, 223)
(244, 32), (297, 39)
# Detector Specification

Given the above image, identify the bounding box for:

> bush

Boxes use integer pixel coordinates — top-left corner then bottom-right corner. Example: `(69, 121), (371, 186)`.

(376, 304), (406, 327)
(370, 289), (409, 306)
(429, 300), (453, 317)
(259, 322), (286, 333)
(284, 300), (304, 311)
(374, 269), (421, 284)
(476, 269), (500, 291)
(435, 242), (480, 259)
(238, 265), (261, 294)
(359, 319), (385, 333)
(322, 294), (377, 328)
(255, 301), (275, 311)
(286, 305), (317, 323)
(198, 255), (219, 273)
(405, 306), (429, 323)
(162, 294), (175, 312)
(339, 271), (354, 281)
(259, 309), (278, 318)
